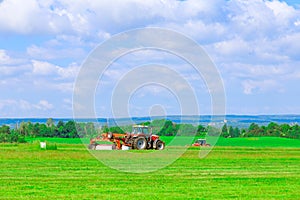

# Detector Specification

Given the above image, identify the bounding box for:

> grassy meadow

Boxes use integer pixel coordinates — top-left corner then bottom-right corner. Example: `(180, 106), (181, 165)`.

(0, 137), (299, 199)
(25, 136), (300, 147)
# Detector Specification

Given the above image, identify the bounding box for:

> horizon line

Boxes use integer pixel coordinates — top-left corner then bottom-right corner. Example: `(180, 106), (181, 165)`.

(1, 113), (300, 119)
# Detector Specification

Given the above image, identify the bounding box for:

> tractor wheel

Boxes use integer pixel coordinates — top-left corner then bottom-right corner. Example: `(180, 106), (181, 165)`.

(156, 140), (165, 150)
(133, 137), (147, 150)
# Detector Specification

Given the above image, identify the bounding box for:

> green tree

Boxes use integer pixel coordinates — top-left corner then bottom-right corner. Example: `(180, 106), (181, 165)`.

(280, 124), (290, 137)
(266, 122), (280, 137)
(86, 122), (96, 136)
(260, 125), (267, 136)
(19, 122), (27, 136)
(32, 123), (40, 137)
(0, 125), (26, 143)
(245, 123), (261, 137)
(221, 124), (229, 138)
(287, 124), (300, 139)
(109, 126), (124, 134)
(26, 122), (34, 137)
(0, 125), (10, 134)
(139, 121), (151, 126)
(158, 120), (171, 136)
(56, 121), (65, 137)
(207, 126), (221, 136)
(64, 121), (77, 138)
(39, 124), (51, 137)
(232, 127), (241, 138)
(176, 124), (196, 136)
(241, 129), (246, 136)
(196, 125), (206, 137)
(151, 119), (166, 135)
(46, 118), (54, 127)
(57, 121), (65, 129)
(102, 125), (109, 133)
(228, 126), (234, 138)
(47, 118), (56, 137)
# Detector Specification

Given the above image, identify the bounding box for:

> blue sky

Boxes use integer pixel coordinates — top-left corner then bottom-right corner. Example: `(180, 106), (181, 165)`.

(0, 0), (300, 118)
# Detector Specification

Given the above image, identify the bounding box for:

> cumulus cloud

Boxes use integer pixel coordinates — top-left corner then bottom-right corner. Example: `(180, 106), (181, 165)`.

(0, 50), (31, 77)
(265, 0), (298, 25)
(35, 100), (54, 110)
(242, 79), (283, 95)
(214, 37), (251, 57)
(27, 44), (86, 60)
(0, 98), (60, 117)
(222, 62), (294, 78)
(0, 99), (53, 111)
(57, 63), (80, 79)
(1, 0), (300, 116)
(0, 49), (26, 65)
(0, 49), (10, 63)
(0, 64), (31, 77)
(0, 0), (71, 34)
(0, 0), (298, 39)
(32, 60), (58, 75)
(31, 60), (79, 79)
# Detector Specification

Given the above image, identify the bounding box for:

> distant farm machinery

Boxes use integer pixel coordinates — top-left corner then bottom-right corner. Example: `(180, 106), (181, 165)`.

(192, 139), (211, 147)
(88, 125), (165, 150)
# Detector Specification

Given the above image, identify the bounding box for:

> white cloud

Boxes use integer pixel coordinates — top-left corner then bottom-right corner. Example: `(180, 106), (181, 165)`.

(0, 99), (53, 111)
(1, 0), (300, 116)
(266, 0), (298, 25)
(214, 37), (251, 57)
(31, 60), (79, 79)
(0, 0), (71, 34)
(32, 60), (58, 75)
(56, 63), (80, 79)
(27, 44), (86, 60)
(226, 0), (279, 39)
(32, 79), (74, 93)
(0, 49), (26, 65)
(222, 62), (294, 79)
(0, 49), (10, 63)
(0, 0), (40, 34)
(275, 33), (300, 60)
(242, 79), (281, 95)
(0, 0), (245, 36)
(103, 68), (126, 81)
(19, 99), (33, 110)
(0, 99), (16, 110)
(295, 20), (300, 26)
(0, 0), (298, 40)
(35, 100), (54, 110)
(0, 64), (31, 76)
(134, 85), (168, 98)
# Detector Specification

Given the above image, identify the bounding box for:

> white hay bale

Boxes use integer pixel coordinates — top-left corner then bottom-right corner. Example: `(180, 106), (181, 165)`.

(40, 142), (46, 149)
(95, 144), (114, 150)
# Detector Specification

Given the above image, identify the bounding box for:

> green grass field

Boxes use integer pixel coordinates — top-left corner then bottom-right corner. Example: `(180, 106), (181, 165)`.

(0, 137), (299, 199)
(25, 136), (300, 147)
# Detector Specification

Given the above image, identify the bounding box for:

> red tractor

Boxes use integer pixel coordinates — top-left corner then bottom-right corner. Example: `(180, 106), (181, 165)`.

(89, 125), (165, 150)
(192, 139), (211, 147)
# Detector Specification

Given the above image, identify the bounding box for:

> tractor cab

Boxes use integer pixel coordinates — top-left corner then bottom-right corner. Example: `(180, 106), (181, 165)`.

(193, 139), (210, 146)
(196, 139), (206, 145)
(132, 125), (152, 135)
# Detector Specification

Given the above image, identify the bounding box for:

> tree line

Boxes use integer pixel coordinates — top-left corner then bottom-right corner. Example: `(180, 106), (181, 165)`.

(103, 119), (300, 140)
(0, 118), (100, 143)
(0, 118), (299, 143)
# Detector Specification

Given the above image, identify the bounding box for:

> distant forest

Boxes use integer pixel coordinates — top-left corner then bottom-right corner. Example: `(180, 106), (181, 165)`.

(0, 118), (299, 143)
